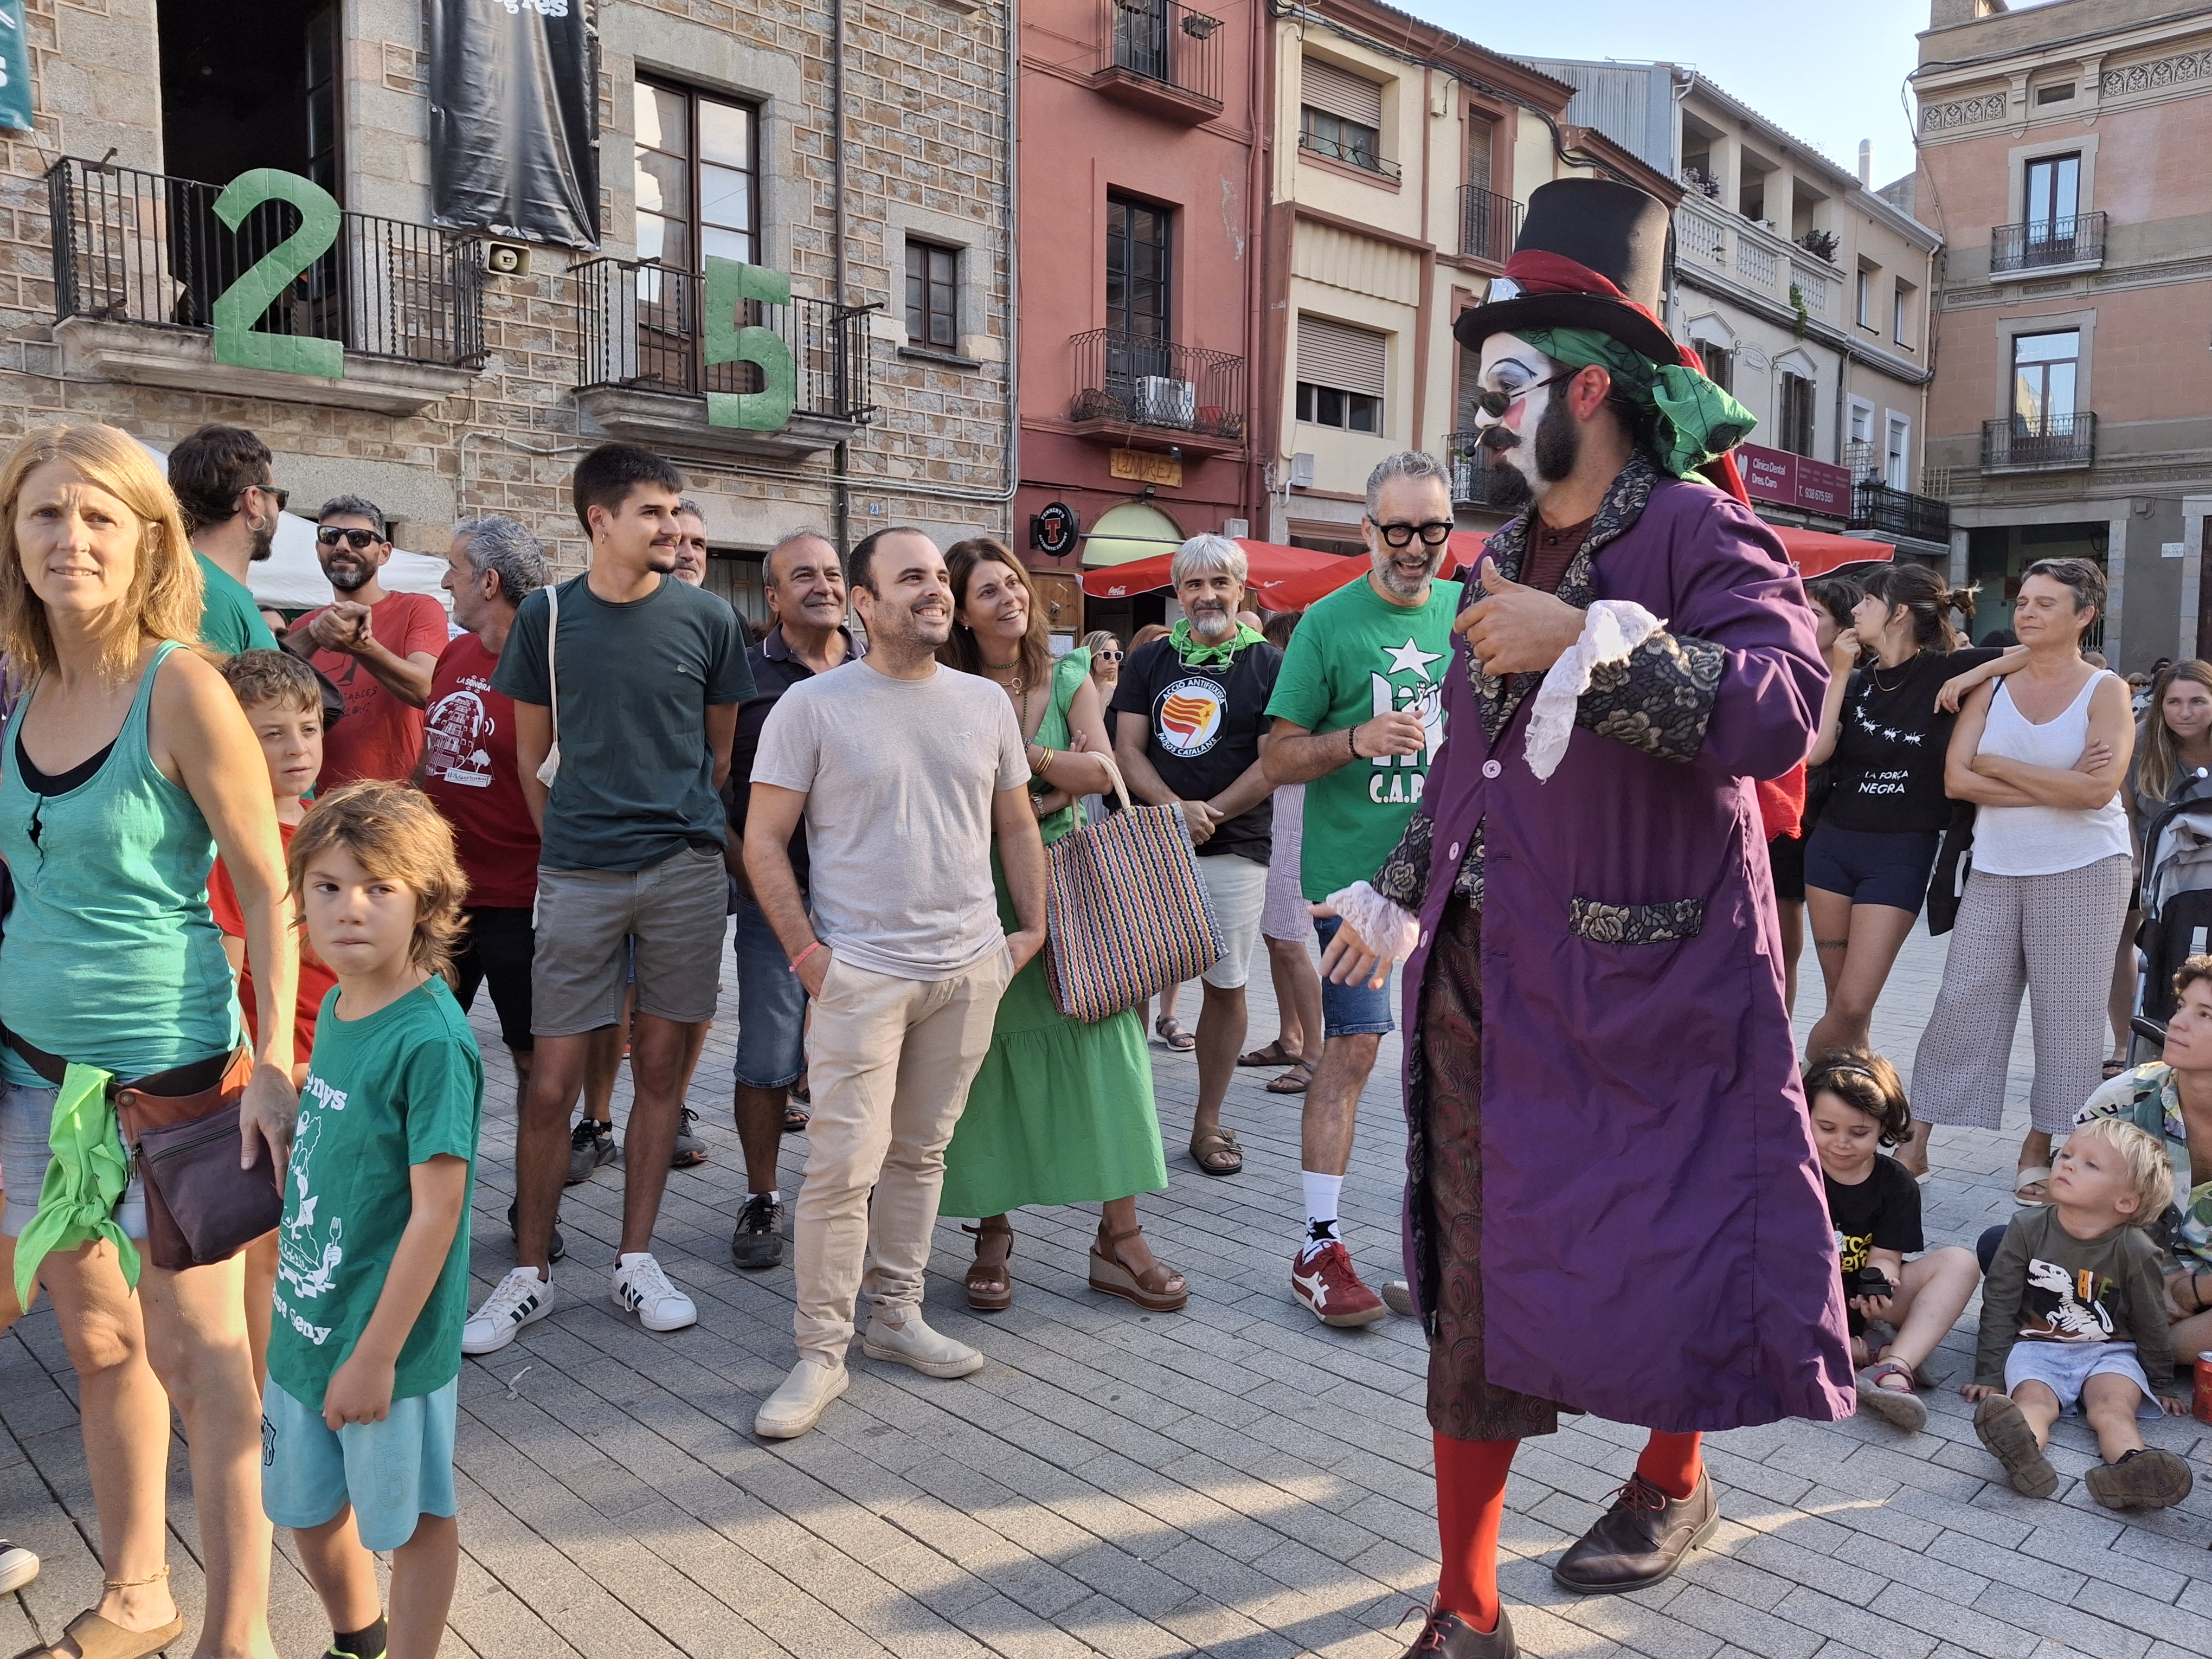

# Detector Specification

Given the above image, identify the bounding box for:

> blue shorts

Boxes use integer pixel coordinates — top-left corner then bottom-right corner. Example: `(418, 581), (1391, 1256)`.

(731, 892), (807, 1091)
(1314, 914), (1393, 1039)
(261, 1374), (459, 1551)
(1802, 822), (1941, 915)
(2002, 1340), (2159, 1417)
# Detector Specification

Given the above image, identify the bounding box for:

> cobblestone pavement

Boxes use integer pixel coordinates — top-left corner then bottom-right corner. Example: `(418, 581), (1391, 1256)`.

(7, 924), (2211, 1658)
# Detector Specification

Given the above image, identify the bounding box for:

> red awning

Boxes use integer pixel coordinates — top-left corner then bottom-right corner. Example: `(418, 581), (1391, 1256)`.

(1775, 528), (1894, 579)
(1081, 534), (1494, 610)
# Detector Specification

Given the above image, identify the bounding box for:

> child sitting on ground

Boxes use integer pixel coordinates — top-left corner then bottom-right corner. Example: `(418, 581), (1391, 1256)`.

(1806, 1049), (1982, 1432)
(209, 650), (338, 1086)
(262, 781), (483, 1659)
(1964, 1117), (2192, 1509)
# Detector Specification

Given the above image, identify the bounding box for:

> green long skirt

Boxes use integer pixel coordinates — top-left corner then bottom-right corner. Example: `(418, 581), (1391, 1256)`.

(938, 885), (1167, 1219)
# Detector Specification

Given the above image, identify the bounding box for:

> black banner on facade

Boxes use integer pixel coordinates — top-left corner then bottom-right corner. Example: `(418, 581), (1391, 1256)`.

(428, 0), (599, 248)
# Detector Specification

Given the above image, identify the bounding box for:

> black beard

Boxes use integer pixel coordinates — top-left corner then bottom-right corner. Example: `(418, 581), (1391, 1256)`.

(1533, 388), (1580, 483)
(249, 519), (276, 563)
(1479, 393), (1579, 511)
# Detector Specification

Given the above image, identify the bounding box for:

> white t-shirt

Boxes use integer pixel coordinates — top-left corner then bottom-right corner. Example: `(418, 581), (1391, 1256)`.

(751, 659), (1030, 979)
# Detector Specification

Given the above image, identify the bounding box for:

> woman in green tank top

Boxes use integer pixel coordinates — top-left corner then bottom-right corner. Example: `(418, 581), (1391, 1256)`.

(0, 425), (298, 1659)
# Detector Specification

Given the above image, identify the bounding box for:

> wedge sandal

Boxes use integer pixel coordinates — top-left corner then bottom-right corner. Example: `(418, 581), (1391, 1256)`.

(1089, 1224), (1188, 1311)
(961, 1219), (1013, 1312)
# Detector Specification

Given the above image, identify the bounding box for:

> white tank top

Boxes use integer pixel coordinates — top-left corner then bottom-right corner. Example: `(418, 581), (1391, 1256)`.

(1970, 670), (2131, 877)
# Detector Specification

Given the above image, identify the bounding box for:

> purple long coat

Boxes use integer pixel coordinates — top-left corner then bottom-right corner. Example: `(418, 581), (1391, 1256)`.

(1397, 461), (1855, 1432)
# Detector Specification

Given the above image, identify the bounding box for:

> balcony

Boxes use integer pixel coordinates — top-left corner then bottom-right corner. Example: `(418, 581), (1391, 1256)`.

(1848, 481), (1952, 544)
(1089, 0), (1223, 124)
(1989, 212), (2106, 279)
(573, 258), (874, 460)
(1982, 411), (2097, 473)
(1297, 132), (1401, 182)
(46, 156), (483, 414)
(1458, 187), (1521, 267)
(1671, 201), (1843, 322)
(1067, 327), (1246, 454)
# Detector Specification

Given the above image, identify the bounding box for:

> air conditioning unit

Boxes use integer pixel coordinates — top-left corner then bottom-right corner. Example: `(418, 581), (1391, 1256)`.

(1134, 375), (1196, 429)
(1289, 452), (1316, 488)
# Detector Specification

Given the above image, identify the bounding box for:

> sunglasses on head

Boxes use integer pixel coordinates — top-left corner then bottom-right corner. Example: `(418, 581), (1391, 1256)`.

(1376, 520), (1454, 549)
(1471, 367), (1579, 421)
(316, 526), (383, 550)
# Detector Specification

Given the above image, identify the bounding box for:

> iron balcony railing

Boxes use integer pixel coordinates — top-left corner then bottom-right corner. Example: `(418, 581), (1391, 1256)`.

(1101, 0), (1224, 106)
(1848, 481), (1952, 544)
(1448, 430), (1519, 506)
(47, 156), (483, 366)
(1068, 327), (1245, 441)
(1982, 411), (2097, 471)
(1459, 186), (1521, 265)
(1990, 211), (2106, 274)
(573, 257), (875, 424)
(1298, 131), (1401, 181)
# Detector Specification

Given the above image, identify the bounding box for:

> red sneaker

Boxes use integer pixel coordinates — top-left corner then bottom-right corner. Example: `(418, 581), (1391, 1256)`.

(1291, 1242), (1388, 1328)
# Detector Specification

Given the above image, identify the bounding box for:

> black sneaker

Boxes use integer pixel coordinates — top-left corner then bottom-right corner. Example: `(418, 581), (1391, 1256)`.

(506, 1199), (566, 1264)
(567, 1117), (616, 1185)
(671, 1105), (708, 1169)
(730, 1192), (785, 1271)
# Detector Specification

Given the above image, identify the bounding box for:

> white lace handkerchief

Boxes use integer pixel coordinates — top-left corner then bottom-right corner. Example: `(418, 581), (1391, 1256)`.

(1523, 600), (1665, 781)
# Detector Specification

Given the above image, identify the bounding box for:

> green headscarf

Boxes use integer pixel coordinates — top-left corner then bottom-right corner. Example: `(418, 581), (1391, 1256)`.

(1519, 326), (1756, 481)
(1168, 618), (1264, 667)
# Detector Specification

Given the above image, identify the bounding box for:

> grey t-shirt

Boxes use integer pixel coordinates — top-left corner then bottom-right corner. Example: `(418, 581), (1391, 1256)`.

(752, 660), (1028, 980)
(493, 573), (753, 872)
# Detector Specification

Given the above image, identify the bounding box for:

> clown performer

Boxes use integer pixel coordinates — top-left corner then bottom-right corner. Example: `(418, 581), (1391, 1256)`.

(1316, 179), (1855, 1657)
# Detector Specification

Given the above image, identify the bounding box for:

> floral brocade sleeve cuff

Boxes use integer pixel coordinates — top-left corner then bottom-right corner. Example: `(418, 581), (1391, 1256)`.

(1373, 809), (1435, 911)
(1573, 628), (1726, 766)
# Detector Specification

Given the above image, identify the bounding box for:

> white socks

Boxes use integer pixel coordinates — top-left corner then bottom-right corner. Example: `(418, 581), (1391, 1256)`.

(1301, 1171), (1343, 1261)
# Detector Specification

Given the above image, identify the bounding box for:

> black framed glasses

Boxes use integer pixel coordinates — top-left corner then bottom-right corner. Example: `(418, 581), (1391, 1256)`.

(316, 526), (383, 550)
(1471, 368), (1578, 421)
(1377, 520), (1455, 549)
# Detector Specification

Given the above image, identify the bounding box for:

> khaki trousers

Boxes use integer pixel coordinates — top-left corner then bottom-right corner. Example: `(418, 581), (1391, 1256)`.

(793, 947), (1013, 1365)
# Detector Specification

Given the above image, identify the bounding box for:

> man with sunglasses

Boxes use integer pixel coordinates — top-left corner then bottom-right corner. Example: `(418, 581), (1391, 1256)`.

(166, 423), (286, 658)
(1262, 451), (1458, 1330)
(1311, 181), (1847, 1658)
(287, 496), (449, 787)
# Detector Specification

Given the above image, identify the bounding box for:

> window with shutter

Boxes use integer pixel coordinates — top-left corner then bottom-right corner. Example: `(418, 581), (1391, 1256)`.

(1302, 58), (1384, 126)
(1295, 316), (1386, 434)
(1300, 58), (1391, 176)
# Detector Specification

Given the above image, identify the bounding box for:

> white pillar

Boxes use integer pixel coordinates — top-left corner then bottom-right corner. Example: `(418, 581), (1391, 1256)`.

(1949, 528), (1970, 591)
(2104, 515), (2128, 667)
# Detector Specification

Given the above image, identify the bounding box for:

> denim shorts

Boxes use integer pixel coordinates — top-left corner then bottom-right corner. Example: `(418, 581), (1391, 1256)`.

(731, 892), (807, 1091)
(0, 1082), (146, 1242)
(2003, 1339), (2159, 1417)
(1314, 914), (1394, 1039)
(261, 1374), (459, 1551)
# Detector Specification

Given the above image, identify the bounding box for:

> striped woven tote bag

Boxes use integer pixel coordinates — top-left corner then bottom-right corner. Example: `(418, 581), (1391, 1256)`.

(1043, 754), (1224, 1023)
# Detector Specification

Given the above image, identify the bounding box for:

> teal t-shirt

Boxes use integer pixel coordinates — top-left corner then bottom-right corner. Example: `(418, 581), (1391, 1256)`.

(269, 978), (483, 1406)
(1265, 574), (1460, 899)
(195, 552), (279, 657)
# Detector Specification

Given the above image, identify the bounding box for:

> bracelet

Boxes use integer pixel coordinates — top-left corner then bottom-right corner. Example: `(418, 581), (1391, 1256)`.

(2194, 1271), (2209, 1315)
(789, 940), (822, 975)
(1033, 745), (1054, 777)
(1346, 725), (1361, 760)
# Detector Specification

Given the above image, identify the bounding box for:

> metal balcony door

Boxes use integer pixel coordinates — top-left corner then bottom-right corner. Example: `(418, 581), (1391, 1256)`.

(1104, 195), (1172, 397)
(1114, 0), (1171, 83)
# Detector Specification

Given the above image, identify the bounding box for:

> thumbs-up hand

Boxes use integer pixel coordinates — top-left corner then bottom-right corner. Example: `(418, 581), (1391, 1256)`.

(1455, 557), (1586, 677)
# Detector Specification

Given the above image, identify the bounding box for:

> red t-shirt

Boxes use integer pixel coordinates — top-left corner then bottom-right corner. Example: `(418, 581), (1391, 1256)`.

(421, 632), (540, 909)
(209, 819), (339, 1066)
(303, 590), (450, 788)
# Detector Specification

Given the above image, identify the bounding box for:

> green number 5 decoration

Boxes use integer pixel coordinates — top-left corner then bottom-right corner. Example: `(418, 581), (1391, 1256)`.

(703, 256), (796, 431)
(211, 169), (344, 378)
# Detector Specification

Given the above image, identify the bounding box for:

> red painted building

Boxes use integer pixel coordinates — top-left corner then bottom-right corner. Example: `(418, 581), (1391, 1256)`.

(1014, 0), (1268, 642)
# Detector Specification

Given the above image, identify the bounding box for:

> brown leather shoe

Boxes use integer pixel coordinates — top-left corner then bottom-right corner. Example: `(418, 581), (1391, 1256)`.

(1398, 1601), (1517, 1657)
(1551, 1470), (1717, 1594)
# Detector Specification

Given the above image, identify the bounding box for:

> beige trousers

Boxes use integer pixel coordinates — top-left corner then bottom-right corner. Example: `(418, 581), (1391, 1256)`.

(793, 947), (1013, 1365)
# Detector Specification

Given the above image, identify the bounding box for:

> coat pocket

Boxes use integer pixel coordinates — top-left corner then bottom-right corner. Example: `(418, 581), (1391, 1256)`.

(1567, 896), (1705, 946)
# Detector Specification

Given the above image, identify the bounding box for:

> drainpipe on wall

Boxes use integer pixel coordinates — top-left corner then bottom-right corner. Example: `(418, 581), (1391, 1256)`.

(831, 0), (850, 556)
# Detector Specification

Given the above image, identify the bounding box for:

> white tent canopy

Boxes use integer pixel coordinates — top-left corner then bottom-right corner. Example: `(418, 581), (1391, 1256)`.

(132, 438), (453, 616)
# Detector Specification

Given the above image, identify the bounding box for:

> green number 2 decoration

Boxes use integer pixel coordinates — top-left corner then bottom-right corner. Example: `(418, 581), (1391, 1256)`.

(703, 256), (797, 431)
(210, 169), (343, 379)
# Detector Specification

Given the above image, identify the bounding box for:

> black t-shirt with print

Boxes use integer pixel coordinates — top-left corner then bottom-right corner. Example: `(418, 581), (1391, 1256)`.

(1822, 647), (2005, 835)
(1111, 635), (1282, 864)
(1823, 1154), (1924, 1330)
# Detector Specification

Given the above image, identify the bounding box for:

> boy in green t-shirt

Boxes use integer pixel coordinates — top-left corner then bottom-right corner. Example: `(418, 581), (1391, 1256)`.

(261, 781), (483, 1659)
(1263, 452), (1459, 1328)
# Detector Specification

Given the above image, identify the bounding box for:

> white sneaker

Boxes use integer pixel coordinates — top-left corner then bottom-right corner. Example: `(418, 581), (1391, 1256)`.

(755, 1356), (849, 1439)
(461, 1267), (553, 1355)
(860, 1308), (984, 1378)
(612, 1252), (697, 1332)
(0, 1538), (38, 1596)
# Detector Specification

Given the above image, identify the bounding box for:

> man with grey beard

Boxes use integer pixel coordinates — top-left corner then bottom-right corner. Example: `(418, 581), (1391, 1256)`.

(1262, 452), (1459, 1328)
(1113, 534), (1283, 1179)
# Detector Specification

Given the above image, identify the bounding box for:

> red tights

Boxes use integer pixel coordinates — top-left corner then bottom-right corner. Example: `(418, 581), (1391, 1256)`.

(1433, 1429), (1702, 1629)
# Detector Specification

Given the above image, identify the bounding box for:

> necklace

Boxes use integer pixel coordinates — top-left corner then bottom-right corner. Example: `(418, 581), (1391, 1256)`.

(981, 656), (1026, 698)
(1870, 654), (1915, 694)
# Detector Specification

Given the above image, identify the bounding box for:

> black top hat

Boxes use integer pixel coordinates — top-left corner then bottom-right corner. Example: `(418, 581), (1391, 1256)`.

(1453, 178), (1679, 365)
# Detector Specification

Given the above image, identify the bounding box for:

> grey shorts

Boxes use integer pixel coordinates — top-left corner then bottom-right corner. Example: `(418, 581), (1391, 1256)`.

(2003, 1339), (2159, 1416)
(0, 1081), (148, 1241)
(532, 845), (730, 1035)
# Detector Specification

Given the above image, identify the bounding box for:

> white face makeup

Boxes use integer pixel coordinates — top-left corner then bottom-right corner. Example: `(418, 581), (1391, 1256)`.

(1471, 333), (1562, 506)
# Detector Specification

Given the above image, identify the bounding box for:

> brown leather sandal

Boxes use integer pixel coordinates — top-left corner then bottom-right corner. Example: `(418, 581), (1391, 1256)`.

(1188, 1126), (1242, 1176)
(1089, 1223), (1188, 1311)
(21, 1609), (187, 1659)
(962, 1219), (1013, 1311)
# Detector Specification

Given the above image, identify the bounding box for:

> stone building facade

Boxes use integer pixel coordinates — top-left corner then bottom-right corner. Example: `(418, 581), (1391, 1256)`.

(9, 0), (1014, 609)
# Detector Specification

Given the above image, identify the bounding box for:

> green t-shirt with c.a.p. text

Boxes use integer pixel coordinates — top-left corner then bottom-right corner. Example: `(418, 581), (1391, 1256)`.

(268, 977), (482, 1407)
(1265, 573), (1459, 900)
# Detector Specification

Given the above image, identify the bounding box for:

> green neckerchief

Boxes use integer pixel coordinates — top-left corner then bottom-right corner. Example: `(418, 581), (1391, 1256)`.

(15, 1063), (139, 1306)
(1169, 619), (1264, 668)
(1519, 326), (1757, 481)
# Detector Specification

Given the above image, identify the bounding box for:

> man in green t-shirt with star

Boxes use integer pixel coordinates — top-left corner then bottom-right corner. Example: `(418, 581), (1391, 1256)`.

(168, 423), (285, 656)
(1264, 451), (1459, 1329)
